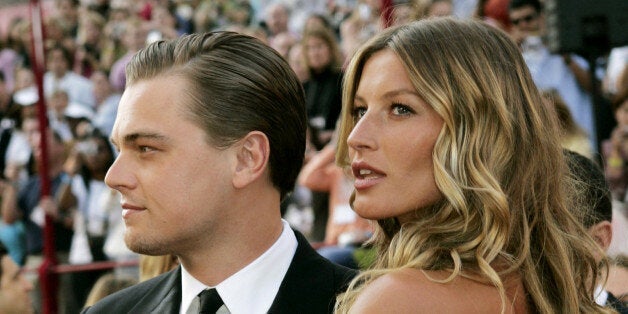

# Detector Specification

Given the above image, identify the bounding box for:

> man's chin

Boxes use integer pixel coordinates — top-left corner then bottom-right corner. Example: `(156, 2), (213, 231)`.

(125, 235), (168, 256)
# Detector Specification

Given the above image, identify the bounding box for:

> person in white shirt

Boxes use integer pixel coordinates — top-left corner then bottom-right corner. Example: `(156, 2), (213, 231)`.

(43, 44), (94, 109)
(508, 0), (595, 149)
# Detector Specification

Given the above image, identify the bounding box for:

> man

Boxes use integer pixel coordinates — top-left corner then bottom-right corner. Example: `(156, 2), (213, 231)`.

(83, 32), (356, 314)
(566, 150), (628, 313)
(0, 241), (34, 314)
(508, 0), (595, 148)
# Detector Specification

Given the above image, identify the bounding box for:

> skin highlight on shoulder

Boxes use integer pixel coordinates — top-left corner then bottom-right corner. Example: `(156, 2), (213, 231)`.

(350, 268), (526, 313)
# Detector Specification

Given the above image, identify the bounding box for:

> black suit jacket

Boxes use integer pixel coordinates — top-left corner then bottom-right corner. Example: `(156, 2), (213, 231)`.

(607, 292), (628, 314)
(82, 230), (357, 314)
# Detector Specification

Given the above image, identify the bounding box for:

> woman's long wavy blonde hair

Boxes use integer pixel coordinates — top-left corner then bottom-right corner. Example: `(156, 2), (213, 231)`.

(335, 18), (611, 313)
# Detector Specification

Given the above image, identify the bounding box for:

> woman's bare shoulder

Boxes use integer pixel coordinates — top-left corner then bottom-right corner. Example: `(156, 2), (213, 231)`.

(350, 268), (527, 313)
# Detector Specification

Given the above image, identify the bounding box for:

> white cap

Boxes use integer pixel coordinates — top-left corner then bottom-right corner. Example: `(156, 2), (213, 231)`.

(12, 86), (39, 106)
(64, 102), (94, 120)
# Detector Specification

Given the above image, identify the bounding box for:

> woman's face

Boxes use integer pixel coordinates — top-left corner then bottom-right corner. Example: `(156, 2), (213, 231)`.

(347, 50), (444, 224)
(305, 36), (332, 73)
(82, 137), (113, 174)
(614, 99), (628, 128)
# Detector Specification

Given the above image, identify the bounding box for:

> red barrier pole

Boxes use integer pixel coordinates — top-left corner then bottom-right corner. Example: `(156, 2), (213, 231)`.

(29, 0), (58, 313)
(381, 0), (394, 28)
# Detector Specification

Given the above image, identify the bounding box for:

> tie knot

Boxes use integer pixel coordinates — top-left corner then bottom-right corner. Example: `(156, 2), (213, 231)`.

(198, 288), (223, 314)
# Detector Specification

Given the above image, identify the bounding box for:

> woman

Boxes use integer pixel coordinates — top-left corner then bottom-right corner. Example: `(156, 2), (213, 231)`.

(603, 88), (628, 201)
(302, 26), (344, 147)
(65, 128), (120, 308)
(334, 18), (610, 313)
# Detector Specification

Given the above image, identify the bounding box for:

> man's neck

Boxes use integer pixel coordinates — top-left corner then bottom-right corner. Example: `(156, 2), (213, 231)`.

(179, 217), (283, 286)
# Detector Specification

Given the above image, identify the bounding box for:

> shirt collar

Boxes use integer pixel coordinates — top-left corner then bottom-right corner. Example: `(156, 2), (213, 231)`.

(180, 220), (297, 314)
(594, 285), (609, 306)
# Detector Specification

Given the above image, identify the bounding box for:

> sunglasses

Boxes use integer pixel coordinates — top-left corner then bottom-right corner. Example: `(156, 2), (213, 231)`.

(511, 13), (537, 26)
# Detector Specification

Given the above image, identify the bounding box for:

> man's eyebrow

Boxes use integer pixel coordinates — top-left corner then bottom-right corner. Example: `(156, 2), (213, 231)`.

(110, 132), (169, 147)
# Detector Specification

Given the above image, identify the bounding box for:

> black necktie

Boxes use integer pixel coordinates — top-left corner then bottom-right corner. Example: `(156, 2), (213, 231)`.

(198, 288), (223, 314)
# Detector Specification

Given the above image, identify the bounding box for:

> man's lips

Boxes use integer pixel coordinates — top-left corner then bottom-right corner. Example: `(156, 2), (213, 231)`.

(121, 203), (146, 219)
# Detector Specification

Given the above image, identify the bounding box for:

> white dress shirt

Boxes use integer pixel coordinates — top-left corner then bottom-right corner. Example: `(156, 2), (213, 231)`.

(181, 219), (298, 314)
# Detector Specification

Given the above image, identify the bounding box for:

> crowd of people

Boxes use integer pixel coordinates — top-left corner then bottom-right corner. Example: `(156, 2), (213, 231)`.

(0, 0), (626, 313)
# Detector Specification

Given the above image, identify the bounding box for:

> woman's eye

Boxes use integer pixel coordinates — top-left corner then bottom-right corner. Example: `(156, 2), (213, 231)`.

(138, 146), (153, 153)
(352, 107), (367, 121)
(392, 104), (413, 115)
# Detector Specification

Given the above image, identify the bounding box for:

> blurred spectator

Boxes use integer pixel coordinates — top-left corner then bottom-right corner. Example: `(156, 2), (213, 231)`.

(109, 18), (147, 92)
(100, 3), (132, 72)
(603, 46), (628, 99)
(0, 35), (19, 93)
(452, 0), (478, 18)
(508, 0), (595, 150)
(302, 26), (344, 146)
(1, 125), (76, 313)
(1, 126), (74, 263)
(66, 128), (121, 309)
(390, 0), (415, 27)
(303, 13), (334, 34)
(602, 93), (628, 201)
(47, 90), (75, 142)
(6, 18), (32, 70)
(269, 31), (298, 59)
(90, 70), (120, 137)
(339, 0), (382, 61)
(263, 2), (296, 47)
(607, 255), (628, 303)
(139, 254), (179, 282)
(298, 140), (372, 269)
(74, 11), (107, 78)
(12, 67), (34, 93)
(541, 89), (593, 159)
(145, 4), (181, 43)
(3, 102), (37, 188)
(53, 0), (80, 38)
(83, 272), (137, 308)
(43, 16), (75, 54)
(475, 0), (511, 31)
(415, 0), (453, 19)
(326, 0), (356, 32)
(194, 0), (254, 33)
(44, 44), (95, 108)
(287, 43), (309, 83)
(0, 73), (10, 121)
(0, 241), (34, 314)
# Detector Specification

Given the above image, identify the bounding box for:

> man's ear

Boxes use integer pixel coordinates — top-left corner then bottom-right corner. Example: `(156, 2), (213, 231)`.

(233, 131), (270, 189)
(589, 221), (613, 252)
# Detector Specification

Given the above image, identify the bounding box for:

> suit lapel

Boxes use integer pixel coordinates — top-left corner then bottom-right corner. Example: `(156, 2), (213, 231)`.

(129, 266), (183, 314)
(268, 230), (339, 313)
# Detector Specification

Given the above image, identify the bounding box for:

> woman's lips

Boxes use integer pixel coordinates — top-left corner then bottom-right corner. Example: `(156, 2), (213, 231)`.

(351, 161), (385, 190)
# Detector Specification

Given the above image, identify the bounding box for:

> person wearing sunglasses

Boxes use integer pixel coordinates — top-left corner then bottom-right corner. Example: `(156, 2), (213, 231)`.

(509, 0), (596, 156)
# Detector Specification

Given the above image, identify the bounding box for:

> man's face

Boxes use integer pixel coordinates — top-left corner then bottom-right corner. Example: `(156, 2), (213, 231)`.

(105, 76), (238, 257)
(0, 255), (34, 314)
(47, 50), (68, 77)
(266, 5), (288, 35)
(509, 5), (541, 36)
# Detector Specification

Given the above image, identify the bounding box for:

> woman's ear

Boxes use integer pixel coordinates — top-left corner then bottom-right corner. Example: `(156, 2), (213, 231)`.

(233, 131), (270, 189)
